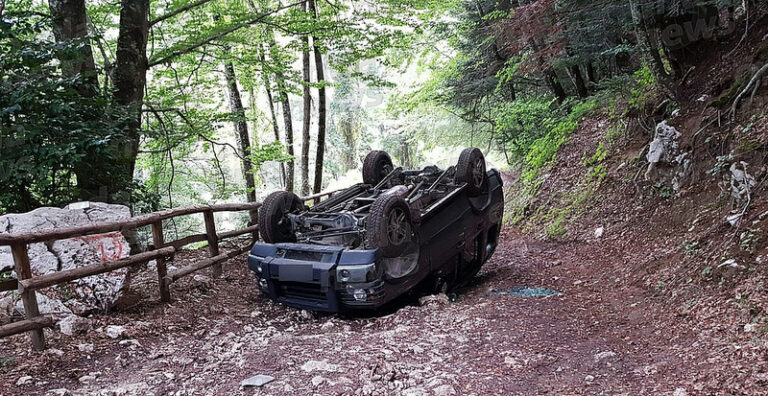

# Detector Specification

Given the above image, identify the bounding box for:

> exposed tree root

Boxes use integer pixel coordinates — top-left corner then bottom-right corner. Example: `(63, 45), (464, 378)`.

(730, 62), (768, 119)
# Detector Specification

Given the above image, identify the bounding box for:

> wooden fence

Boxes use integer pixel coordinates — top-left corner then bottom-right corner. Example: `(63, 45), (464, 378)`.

(0, 190), (337, 351)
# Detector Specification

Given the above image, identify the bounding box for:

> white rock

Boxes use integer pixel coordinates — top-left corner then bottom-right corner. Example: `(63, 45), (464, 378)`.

(311, 376), (326, 387)
(718, 259), (741, 269)
(240, 374), (274, 387)
(77, 343), (94, 352)
(725, 213), (742, 227)
(47, 348), (64, 357)
(594, 227), (604, 238)
(433, 384), (456, 396)
(646, 121), (681, 165)
(744, 323), (758, 333)
(106, 325), (125, 339)
(585, 375), (595, 383)
(192, 274), (212, 288)
(78, 375), (96, 384)
(300, 360), (339, 372)
(16, 376), (32, 386)
(0, 202), (132, 314)
(729, 162), (757, 203)
(58, 315), (92, 336)
(418, 293), (449, 306)
(594, 351), (617, 362)
(118, 339), (141, 347)
(645, 121), (691, 190)
(15, 294), (72, 318)
(673, 388), (688, 396)
(0, 296), (14, 324)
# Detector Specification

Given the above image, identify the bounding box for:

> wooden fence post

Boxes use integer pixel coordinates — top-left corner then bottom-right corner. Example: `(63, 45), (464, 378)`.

(203, 210), (221, 277)
(10, 242), (46, 351)
(151, 221), (171, 302)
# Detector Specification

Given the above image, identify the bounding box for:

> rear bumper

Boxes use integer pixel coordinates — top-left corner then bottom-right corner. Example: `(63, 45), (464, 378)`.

(248, 243), (390, 312)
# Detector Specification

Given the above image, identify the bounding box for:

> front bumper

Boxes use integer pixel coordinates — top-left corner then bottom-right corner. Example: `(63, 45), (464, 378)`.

(247, 243), (389, 312)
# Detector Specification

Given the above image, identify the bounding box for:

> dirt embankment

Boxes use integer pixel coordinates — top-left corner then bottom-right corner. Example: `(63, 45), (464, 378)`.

(510, 7), (768, 393)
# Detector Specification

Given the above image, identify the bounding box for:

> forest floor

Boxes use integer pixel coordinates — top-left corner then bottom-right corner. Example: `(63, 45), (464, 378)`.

(2, 226), (755, 396)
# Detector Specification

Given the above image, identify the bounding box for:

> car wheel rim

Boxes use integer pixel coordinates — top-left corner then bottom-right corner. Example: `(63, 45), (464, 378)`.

(387, 207), (408, 245)
(276, 199), (294, 236)
(380, 162), (393, 179)
(472, 157), (484, 187)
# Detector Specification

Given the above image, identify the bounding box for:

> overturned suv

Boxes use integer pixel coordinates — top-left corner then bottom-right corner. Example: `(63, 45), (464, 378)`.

(248, 148), (503, 312)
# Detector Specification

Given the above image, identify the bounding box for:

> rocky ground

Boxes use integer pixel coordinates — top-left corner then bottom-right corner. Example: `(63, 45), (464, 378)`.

(3, 226), (757, 395)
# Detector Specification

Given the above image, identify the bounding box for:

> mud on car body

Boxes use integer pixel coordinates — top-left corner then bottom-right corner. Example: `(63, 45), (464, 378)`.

(248, 148), (504, 312)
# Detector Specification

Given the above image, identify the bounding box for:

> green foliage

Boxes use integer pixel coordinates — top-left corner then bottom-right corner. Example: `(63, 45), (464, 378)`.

(740, 229), (761, 252)
(680, 240), (701, 257)
(707, 155), (733, 176)
(521, 98), (598, 184)
(583, 141), (609, 184)
(0, 9), (124, 213)
(629, 65), (656, 110)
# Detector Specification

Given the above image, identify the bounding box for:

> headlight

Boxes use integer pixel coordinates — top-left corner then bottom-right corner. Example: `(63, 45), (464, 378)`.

(337, 263), (377, 283)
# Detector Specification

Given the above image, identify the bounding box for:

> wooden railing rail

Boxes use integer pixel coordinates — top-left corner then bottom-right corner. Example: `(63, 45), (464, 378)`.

(0, 189), (339, 351)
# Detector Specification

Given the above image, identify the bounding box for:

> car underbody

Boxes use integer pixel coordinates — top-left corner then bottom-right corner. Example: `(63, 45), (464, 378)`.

(248, 148), (504, 312)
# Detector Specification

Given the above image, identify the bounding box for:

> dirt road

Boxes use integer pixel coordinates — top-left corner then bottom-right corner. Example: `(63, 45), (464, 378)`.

(0, 230), (746, 395)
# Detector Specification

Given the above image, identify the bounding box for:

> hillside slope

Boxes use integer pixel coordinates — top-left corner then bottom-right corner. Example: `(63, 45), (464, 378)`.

(509, 8), (768, 392)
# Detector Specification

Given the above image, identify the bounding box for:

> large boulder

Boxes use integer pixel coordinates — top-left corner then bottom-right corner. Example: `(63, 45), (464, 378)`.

(0, 202), (132, 316)
(645, 121), (691, 192)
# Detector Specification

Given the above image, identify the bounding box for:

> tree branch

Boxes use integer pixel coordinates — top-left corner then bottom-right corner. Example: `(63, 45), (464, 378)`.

(147, 0), (305, 68)
(149, 0), (216, 27)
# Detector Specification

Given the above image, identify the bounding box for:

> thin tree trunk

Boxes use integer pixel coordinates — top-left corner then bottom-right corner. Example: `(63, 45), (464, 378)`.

(223, 60), (257, 218)
(586, 62), (598, 83)
(309, 0), (326, 194)
(259, 46), (286, 188)
(299, 1), (312, 196)
(531, 39), (566, 103)
(268, 40), (295, 192)
(112, 0), (149, 203)
(569, 64), (589, 97)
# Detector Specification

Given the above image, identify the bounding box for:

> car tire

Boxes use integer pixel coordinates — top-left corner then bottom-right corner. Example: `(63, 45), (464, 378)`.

(258, 191), (304, 243)
(455, 147), (487, 196)
(366, 193), (413, 257)
(363, 150), (394, 186)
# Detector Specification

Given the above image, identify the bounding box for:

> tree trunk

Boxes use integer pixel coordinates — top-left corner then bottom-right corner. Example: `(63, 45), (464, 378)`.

(569, 64), (589, 97)
(299, 1), (312, 196)
(309, 0), (326, 194)
(545, 69), (567, 104)
(340, 115), (360, 171)
(48, 0), (98, 95)
(586, 62), (598, 83)
(259, 46), (286, 188)
(629, 0), (670, 87)
(223, 61), (257, 220)
(531, 39), (566, 104)
(112, 0), (149, 203)
(268, 40), (295, 192)
(47, 0), (104, 200)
